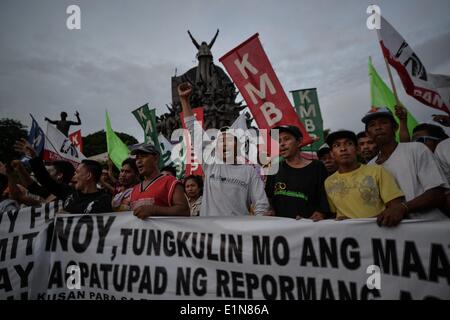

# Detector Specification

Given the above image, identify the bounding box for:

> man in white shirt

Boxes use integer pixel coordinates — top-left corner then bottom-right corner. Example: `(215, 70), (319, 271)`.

(363, 107), (449, 219)
(435, 138), (450, 183)
(178, 83), (270, 217)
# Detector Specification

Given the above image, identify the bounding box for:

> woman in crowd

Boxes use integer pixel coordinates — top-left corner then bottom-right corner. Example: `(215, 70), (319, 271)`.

(112, 158), (140, 211)
(184, 175), (203, 216)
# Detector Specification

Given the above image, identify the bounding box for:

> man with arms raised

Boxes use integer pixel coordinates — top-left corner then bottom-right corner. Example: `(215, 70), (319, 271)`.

(178, 83), (270, 216)
(14, 138), (112, 214)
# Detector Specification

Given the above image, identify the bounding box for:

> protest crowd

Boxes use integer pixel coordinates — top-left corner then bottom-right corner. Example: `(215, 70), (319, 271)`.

(1, 15), (449, 227)
(2, 14), (450, 301)
(1, 83), (449, 225)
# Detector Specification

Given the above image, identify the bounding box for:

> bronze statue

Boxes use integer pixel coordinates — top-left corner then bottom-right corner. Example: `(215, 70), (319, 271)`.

(45, 111), (81, 136)
(162, 29), (244, 138)
(187, 29), (219, 91)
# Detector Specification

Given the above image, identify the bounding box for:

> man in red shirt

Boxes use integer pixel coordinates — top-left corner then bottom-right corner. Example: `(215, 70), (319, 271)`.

(129, 143), (189, 219)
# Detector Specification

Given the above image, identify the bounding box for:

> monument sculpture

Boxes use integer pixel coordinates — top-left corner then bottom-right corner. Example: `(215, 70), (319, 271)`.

(157, 29), (245, 138)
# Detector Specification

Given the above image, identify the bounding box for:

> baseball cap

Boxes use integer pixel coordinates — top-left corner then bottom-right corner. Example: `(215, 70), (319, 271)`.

(273, 125), (302, 140)
(317, 143), (331, 158)
(361, 107), (395, 125)
(326, 130), (357, 147)
(130, 143), (160, 156)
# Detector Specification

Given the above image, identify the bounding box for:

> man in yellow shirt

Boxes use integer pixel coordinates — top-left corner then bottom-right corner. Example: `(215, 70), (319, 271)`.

(324, 130), (407, 227)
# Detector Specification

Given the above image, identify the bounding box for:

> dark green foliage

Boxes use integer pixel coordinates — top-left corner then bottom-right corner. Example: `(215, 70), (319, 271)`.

(83, 130), (138, 157)
(0, 118), (28, 164)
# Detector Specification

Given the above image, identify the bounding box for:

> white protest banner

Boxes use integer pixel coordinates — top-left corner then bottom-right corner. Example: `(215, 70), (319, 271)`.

(0, 202), (59, 299)
(1, 205), (449, 300)
(33, 213), (450, 300)
(43, 123), (86, 166)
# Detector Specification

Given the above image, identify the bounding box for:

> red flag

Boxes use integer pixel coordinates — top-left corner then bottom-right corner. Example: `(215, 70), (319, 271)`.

(219, 34), (313, 145)
(69, 129), (84, 153)
(180, 107), (204, 177)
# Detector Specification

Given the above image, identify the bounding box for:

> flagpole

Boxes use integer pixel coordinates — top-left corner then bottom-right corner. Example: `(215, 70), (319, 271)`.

(382, 56), (400, 106)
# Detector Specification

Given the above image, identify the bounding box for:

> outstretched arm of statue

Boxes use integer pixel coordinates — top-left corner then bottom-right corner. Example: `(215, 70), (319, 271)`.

(45, 117), (58, 124)
(71, 110), (82, 125)
(208, 29), (219, 49)
(187, 30), (200, 49)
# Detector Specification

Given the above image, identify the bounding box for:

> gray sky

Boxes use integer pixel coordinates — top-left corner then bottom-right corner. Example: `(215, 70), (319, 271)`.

(1, 0), (450, 143)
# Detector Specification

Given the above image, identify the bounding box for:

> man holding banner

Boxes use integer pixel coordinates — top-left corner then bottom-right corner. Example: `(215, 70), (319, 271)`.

(325, 130), (405, 226)
(363, 108), (449, 219)
(129, 143), (189, 219)
(265, 125), (330, 221)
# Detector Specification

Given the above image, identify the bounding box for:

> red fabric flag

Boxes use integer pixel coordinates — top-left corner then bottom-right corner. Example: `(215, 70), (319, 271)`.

(180, 107), (204, 177)
(219, 33), (313, 146)
(69, 129), (84, 153)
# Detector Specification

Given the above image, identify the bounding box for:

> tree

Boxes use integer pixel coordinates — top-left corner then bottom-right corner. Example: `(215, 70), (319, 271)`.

(0, 118), (28, 164)
(82, 130), (138, 157)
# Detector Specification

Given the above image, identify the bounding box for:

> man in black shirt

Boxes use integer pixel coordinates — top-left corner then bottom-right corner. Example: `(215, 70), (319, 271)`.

(14, 138), (112, 214)
(10, 159), (75, 201)
(265, 125), (330, 220)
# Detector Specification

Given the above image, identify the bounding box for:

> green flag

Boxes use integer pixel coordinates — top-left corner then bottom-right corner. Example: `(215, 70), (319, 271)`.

(131, 104), (163, 167)
(369, 57), (418, 139)
(291, 88), (324, 152)
(131, 104), (160, 147)
(105, 110), (129, 169)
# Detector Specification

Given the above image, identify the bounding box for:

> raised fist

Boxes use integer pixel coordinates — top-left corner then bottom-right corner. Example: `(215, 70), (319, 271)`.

(394, 104), (407, 121)
(177, 83), (192, 99)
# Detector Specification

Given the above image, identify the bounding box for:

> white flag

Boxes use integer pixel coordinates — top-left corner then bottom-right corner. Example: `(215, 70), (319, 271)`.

(43, 123), (86, 165)
(377, 16), (450, 114)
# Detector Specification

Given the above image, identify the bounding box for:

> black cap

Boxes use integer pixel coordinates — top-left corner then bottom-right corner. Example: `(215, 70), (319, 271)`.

(130, 143), (160, 156)
(273, 125), (302, 140)
(361, 107), (395, 125)
(326, 130), (357, 147)
(317, 143), (331, 158)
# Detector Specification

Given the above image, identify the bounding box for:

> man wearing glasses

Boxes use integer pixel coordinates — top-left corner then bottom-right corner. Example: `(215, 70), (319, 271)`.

(412, 123), (449, 152)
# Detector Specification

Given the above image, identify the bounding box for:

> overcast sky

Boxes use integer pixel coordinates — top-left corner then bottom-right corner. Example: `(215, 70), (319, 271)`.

(1, 0), (450, 142)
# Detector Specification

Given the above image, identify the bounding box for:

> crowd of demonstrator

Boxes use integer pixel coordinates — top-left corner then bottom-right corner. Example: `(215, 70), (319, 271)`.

(1, 83), (449, 227)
